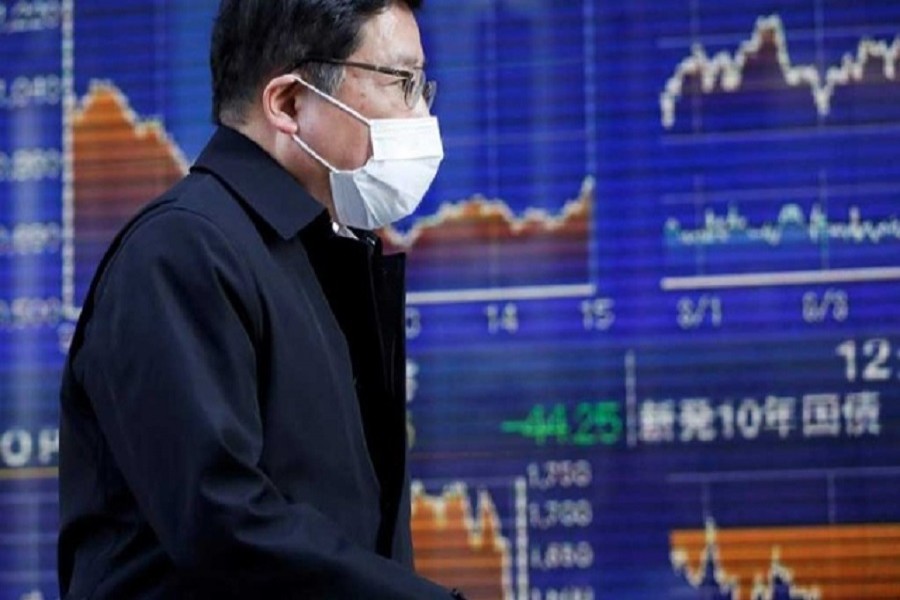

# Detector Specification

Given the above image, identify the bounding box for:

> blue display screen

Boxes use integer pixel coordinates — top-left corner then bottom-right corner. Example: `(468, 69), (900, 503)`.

(1, 1), (898, 598)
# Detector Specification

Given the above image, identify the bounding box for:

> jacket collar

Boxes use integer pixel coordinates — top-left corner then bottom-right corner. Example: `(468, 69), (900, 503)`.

(191, 126), (325, 240)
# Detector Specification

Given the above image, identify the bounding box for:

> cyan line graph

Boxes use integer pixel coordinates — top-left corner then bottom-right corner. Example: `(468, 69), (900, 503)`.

(660, 174), (900, 290)
(665, 202), (900, 247)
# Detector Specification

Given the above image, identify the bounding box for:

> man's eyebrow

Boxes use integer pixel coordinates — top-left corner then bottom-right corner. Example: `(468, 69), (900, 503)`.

(395, 52), (426, 69)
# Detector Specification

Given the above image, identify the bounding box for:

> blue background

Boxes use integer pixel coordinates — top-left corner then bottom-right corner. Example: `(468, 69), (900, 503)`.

(1, 0), (898, 598)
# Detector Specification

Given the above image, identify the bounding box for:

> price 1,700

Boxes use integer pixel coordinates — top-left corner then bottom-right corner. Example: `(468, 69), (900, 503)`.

(529, 499), (593, 529)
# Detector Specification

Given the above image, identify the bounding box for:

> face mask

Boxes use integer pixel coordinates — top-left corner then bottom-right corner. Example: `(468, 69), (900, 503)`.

(289, 75), (444, 230)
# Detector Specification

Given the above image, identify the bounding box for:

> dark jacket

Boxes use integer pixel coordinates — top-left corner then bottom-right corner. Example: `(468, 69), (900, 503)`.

(58, 127), (457, 599)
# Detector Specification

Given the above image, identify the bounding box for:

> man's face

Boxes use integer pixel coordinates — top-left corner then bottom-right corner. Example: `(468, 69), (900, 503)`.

(296, 3), (430, 173)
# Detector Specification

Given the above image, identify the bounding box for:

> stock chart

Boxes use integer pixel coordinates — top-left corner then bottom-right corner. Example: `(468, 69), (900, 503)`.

(1, 0), (899, 598)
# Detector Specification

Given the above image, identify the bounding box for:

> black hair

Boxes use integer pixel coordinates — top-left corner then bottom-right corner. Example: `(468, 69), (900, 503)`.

(210, 0), (423, 125)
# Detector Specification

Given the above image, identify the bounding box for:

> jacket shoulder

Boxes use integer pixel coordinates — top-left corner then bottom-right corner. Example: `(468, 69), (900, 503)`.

(104, 173), (248, 277)
(143, 169), (251, 232)
(70, 172), (262, 355)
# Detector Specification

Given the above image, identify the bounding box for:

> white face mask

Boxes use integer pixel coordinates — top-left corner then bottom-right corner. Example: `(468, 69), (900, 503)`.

(289, 75), (444, 230)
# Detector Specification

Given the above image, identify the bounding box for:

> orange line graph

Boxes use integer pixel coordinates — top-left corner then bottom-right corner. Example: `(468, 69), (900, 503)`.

(379, 178), (594, 294)
(411, 481), (513, 600)
(73, 81), (187, 191)
(381, 177), (593, 254)
(671, 519), (900, 599)
(660, 15), (900, 128)
(70, 81), (187, 303)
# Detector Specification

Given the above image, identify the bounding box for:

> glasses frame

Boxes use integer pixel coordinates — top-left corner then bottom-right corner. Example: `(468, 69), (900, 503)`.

(297, 58), (436, 109)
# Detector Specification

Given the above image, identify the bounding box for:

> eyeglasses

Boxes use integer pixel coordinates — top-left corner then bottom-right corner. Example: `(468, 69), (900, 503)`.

(301, 59), (437, 110)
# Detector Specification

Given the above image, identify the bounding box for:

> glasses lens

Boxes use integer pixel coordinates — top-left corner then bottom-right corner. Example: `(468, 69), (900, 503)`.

(422, 80), (437, 109)
(404, 71), (424, 108)
(406, 72), (436, 110)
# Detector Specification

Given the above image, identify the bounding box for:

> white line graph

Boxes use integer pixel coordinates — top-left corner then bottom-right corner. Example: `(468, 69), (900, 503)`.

(660, 14), (900, 129)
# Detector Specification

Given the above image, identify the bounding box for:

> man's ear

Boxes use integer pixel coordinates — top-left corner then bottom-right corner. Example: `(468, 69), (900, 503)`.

(261, 74), (303, 135)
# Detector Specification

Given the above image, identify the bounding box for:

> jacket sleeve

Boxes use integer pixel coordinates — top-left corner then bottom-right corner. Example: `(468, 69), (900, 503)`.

(73, 207), (455, 599)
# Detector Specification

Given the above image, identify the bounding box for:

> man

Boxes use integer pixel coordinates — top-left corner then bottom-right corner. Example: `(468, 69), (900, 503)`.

(58, 1), (465, 597)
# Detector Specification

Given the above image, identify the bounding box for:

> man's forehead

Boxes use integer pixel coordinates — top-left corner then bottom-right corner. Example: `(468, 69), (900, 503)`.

(354, 5), (425, 67)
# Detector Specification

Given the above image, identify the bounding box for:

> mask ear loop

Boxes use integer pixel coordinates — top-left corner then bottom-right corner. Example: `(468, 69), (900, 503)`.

(291, 132), (337, 173)
(290, 74), (371, 126)
(290, 74), (373, 173)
